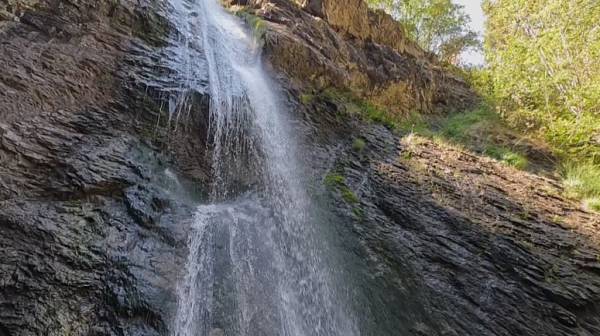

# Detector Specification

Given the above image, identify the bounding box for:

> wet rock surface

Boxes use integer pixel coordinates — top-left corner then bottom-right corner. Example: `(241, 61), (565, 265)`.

(299, 94), (600, 335)
(0, 0), (209, 335)
(0, 104), (193, 335)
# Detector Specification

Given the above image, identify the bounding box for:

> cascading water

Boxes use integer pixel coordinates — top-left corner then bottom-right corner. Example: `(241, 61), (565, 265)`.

(167, 0), (359, 335)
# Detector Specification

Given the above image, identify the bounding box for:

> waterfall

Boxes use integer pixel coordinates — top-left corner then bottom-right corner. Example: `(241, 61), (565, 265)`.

(167, 1), (359, 335)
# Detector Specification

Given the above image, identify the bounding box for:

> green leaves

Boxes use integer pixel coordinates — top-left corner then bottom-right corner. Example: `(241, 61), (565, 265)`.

(483, 0), (600, 157)
(366, 0), (480, 63)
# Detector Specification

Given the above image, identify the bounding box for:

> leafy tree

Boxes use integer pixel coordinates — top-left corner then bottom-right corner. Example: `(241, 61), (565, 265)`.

(482, 0), (600, 157)
(365, 0), (480, 63)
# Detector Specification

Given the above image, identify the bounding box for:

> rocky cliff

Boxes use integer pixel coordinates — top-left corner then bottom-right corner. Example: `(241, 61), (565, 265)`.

(229, 1), (600, 335)
(0, 0), (599, 336)
(225, 0), (476, 117)
(0, 0), (209, 334)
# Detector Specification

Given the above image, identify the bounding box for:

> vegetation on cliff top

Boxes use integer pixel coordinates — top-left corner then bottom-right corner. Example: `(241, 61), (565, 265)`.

(481, 0), (600, 159)
(365, 0), (480, 63)
(364, 0), (600, 212)
(480, 0), (600, 210)
(310, 86), (529, 170)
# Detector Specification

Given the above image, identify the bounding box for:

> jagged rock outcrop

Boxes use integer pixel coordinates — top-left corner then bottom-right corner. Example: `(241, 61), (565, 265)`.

(0, 0), (210, 335)
(297, 90), (600, 336)
(226, 0), (475, 117)
(303, 0), (427, 59)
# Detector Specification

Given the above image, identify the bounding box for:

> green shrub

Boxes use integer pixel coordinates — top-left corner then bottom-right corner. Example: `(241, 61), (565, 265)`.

(544, 115), (600, 159)
(560, 161), (600, 207)
(483, 144), (527, 169)
(482, 0), (600, 159)
(441, 105), (498, 141)
(352, 138), (365, 152)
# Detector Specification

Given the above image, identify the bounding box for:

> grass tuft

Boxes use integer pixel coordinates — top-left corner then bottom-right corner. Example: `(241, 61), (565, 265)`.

(560, 161), (600, 212)
(583, 198), (600, 212)
(315, 88), (399, 129)
(299, 93), (312, 104)
(502, 151), (528, 169)
(341, 187), (359, 203)
(352, 138), (365, 152)
(324, 173), (359, 203)
(441, 105), (497, 141)
(320, 88), (349, 102)
(238, 10), (267, 43)
(325, 173), (345, 186)
(360, 102), (397, 129)
(398, 110), (435, 137)
(484, 144), (528, 169)
(353, 206), (363, 217)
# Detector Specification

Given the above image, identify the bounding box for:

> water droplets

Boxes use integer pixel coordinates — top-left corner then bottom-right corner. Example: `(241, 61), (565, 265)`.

(168, 1), (359, 335)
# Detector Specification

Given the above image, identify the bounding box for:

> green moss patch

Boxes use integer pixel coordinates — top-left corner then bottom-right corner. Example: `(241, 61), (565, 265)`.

(325, 173), (359, 204)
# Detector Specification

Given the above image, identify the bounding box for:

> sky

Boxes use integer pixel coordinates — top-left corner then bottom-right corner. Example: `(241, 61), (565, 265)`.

(453, 0), (485, 65)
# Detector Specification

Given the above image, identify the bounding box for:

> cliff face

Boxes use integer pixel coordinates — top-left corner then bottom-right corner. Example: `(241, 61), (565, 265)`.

(0, 0), (209, 335)
(231, 2), (600, 335)
(0, 0), (599, 336)
(225, 0), (475, 117)
(303, 0), (427, 58)
(301, 112), (600, 335)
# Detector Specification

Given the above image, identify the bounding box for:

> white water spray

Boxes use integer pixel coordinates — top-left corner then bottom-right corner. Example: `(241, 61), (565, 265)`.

(167, 1), (358, 335)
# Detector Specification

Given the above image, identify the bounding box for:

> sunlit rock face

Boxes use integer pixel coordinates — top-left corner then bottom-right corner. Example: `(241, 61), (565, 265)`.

(223, 0), (476, 117)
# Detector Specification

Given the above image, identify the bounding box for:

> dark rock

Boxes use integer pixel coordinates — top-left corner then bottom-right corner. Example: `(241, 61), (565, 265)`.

(300, 100), (600, 335)
(1, 0), (599, 336)
(0, 0), (206, 335)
